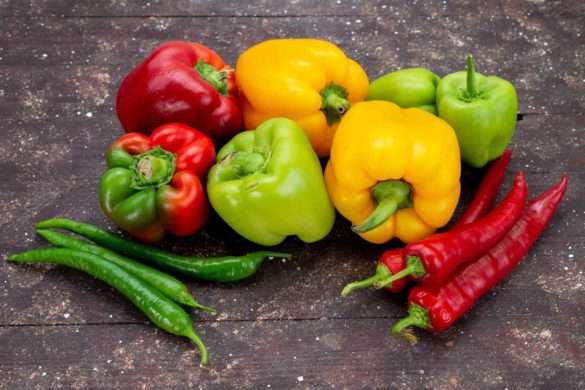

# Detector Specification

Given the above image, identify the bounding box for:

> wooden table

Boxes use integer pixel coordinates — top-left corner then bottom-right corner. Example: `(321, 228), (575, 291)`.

(1, 1), (583, 388)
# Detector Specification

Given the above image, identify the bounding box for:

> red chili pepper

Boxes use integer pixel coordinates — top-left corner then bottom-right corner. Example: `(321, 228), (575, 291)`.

(392, 175), (568, 337)
(342, 170), (527, 296)
(116, 41), (243, 141)
(394, 171), (527, 287)
(454, 149), (512, 227)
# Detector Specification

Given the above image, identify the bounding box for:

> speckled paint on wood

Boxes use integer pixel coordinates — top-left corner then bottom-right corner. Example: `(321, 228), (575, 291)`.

(0, 1), (584, 389)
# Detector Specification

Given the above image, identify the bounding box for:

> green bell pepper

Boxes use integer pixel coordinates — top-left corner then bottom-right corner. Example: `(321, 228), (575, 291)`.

(436, 55), (518, 168)
(367, 68), (440, 114)
(207, 118), (335, 246)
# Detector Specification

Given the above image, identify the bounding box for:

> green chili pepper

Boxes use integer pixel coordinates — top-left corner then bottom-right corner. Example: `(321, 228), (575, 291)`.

(35, 229), (215, 314)
(36, 218), (291, 283)
(8, 248), (209, 366)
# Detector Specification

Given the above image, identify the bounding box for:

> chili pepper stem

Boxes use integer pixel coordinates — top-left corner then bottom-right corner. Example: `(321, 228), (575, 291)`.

(375, 256), (426, 289)
(184, 327), (209, 367)
(466, 54), (477, 98)
(391, 303), (432, 340)
(341, 263), (392, 296)
(352, 180), (411, 233)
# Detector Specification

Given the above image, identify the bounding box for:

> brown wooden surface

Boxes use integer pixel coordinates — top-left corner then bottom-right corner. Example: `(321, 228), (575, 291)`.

(1, 1), (584, 389)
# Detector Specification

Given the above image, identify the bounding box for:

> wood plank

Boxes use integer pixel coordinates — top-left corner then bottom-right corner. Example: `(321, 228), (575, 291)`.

(0, 12), (584, 114)
(1, 0), (503, 17)
(2, 0), (585, 18)
(1, 315), (583, 389)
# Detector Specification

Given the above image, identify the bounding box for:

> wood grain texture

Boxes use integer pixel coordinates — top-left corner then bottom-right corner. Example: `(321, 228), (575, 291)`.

(0, 1), (584, 389)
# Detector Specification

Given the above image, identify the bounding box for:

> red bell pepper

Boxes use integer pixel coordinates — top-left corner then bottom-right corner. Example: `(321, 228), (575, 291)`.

(100, 123), (215, 242)
(116, 41), (242, 141)
(392, 175), (568, 336)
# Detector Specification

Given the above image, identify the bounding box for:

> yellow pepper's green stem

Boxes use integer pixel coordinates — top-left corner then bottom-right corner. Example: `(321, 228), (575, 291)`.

(352, 180), (411, 233)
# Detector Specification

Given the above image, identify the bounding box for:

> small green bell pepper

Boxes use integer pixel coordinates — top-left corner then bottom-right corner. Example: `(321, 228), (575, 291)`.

(207, 118), (335, 246)
(436, 55), (518, 168)
(367, 68), (440, 114)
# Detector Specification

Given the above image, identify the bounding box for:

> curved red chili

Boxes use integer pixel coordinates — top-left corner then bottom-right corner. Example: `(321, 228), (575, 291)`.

(395, 171), (527, 287)
(392, 175), (568, 335)
(455, 149), (512, 227)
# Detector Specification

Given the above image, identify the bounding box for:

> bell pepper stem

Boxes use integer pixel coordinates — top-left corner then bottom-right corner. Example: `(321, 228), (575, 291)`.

(341, 263), (391, 296)
(217, 151), (266, 180)
(391, 303), (432, 343)
(321, 83), (350, 125)
(466, 54), (477, 98)
(130, 147), (176, 190)
(352, 180), (411, 233)
(195, 60), (228, 96)
(374, 255), (427, 289)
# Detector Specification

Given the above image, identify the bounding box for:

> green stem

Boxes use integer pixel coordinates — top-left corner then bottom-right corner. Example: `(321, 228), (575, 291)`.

(195, 60), (228, 96)
(217, 151), (266, 181)
(321, 83), (350, 125)
(466, 54), (477, 97)
(391, 303), (432, 341)
(131, 147), (175, 190)
(185, 328), (209, 367)
(341, 263), (391, 297)
(352, 180), (411, 233)
(375, 256), (427, 289)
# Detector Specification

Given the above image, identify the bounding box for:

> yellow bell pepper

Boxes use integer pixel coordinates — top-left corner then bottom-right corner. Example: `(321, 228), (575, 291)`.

(325, 101), (461, 244)
(236, 39), (369, 157)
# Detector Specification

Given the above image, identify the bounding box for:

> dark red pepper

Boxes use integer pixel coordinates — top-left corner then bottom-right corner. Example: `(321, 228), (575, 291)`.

(116, 41), (243, 141)
(454, 149), (512, 227)
(342, 170), (527, 296)
(392, 175), (568, 336)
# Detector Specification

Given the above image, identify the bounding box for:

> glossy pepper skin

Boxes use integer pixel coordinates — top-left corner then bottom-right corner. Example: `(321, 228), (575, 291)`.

(393, 176), (568, 335)
(397, 171), (527, 287)
(437, 55), (517, 168)
(325, 101), (461, 244)
(207, 118), (335, 246)
(116, 41), (243, 141)
(100, 123), (215, 243)
(236, 39), (369, 157)
(454, 149), (512, 227)
(367, 68), (440, 114)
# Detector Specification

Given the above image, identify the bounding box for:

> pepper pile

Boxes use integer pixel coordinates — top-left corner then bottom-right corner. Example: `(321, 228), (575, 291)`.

(7, 38), (569, 365)
(342, 153), (568, 339)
